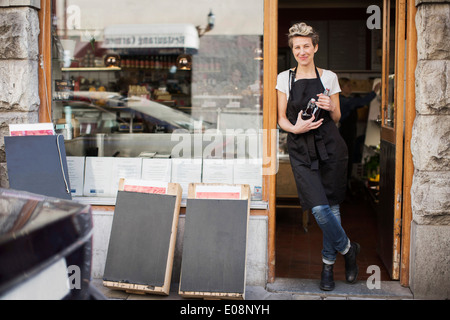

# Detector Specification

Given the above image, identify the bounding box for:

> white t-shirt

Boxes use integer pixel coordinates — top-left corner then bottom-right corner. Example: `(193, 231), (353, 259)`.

(276, 68), (341, 101)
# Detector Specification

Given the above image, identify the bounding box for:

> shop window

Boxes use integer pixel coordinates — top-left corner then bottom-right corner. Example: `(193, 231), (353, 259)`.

(51, 0), (265, 203)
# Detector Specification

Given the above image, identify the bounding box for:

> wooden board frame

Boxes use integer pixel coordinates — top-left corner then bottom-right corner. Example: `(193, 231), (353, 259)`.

(178, 183), (251, 300)
(102, 178), (182, 296)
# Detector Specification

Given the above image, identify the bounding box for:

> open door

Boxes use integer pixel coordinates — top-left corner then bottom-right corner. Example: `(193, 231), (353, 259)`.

(377, 0), (407, 280)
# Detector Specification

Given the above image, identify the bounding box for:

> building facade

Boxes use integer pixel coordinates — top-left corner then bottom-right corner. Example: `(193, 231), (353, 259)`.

(0, 0), (448, 299)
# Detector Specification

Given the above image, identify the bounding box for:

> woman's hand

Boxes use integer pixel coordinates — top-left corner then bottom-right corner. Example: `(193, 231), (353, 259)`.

(316, 93), (335, 112)
(316, 92), (341, 123)
(291, 112), (323, 134)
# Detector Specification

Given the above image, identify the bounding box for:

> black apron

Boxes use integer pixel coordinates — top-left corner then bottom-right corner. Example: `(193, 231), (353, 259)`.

(286, 67), (348, 210)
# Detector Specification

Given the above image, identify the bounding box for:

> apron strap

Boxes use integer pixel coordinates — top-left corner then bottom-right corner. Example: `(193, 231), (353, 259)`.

(315, 66), (321, 78)
(313, 67), (329, 164)
(306, 132), (329, 170)
(314, 132), (329, 162)
(289, 67), (297, 94)
(306, 133), (319, 170)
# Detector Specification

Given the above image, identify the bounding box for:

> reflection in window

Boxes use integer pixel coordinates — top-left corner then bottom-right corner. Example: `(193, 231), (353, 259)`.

(52, 0), (263, 143)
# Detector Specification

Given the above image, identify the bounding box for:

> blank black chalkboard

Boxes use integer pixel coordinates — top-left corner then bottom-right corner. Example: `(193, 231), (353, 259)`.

(4, 135), (72, 200)
(103, 186), (181, 295)
(179, 183), (250, 299)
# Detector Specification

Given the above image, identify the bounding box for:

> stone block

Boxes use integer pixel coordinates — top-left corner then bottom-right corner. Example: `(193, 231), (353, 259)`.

(416, 3), (450, 61)
(0, 163), (8, 188)
(245, 215), (268, 286)
(0, 7), (39, 60)
(0, 60), (40, 112)
(411, 170), (450, 225)
(9, 0), (40, 9)
(410, 221), (450, 299)
(415, 60), (450, 114)
(416, 0), (450, 6)
(411, 114), (450, 171)
(0, 0), (40, 8)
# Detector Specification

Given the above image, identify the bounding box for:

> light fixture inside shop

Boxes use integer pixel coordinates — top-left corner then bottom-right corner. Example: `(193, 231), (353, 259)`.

(196, 9), (215, 37)
(176, 54), (192, 70)
(254, 48), (263, 61)
(104, 54), (121, 68)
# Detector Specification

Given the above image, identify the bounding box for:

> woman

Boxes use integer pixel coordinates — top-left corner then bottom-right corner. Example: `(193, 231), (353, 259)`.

(276, 22), (360, 291)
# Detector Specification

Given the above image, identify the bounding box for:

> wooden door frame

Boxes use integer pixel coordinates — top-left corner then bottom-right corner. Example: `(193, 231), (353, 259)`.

(400, 0), (417, 287)
(263, 0), (278, 283)
(380, 0), (404, 280)
(263, 0), (416, 286)
(38, 0), (52, 123)
(380, 0), (415, 284)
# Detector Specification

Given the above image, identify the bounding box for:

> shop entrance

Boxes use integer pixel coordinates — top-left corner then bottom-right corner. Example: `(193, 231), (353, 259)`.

(273, 0), (411, 283)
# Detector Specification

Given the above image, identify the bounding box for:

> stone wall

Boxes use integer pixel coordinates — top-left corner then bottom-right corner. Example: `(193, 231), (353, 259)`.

(410, 0), (450, 299)
(0, 5), (40, 188)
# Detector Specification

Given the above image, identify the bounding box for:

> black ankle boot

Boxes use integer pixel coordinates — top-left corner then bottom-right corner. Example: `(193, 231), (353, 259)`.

(344, 242), (360, 283)
(320, 263), (335, 291)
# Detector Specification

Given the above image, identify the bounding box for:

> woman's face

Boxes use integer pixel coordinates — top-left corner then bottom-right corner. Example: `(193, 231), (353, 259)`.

(292, 36), (318, 67)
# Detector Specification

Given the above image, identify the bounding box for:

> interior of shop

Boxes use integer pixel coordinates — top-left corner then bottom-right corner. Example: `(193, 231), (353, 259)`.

(275, 0), (391, 281)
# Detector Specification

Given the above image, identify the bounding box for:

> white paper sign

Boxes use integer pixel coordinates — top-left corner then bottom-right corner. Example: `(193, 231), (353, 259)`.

(233, 159), (263, 200)
(171, 158), (202, 198)
(141, 158), (172, 182)
(66, 156), (85, 196)
(110, 158), (143, 195)
(83, 157), (114, 196)
(202, 159), (234, 184)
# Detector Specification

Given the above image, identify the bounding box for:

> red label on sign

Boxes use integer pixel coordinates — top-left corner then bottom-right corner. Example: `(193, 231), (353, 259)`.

(195, 192), (240, 199)
(10, 130), (54, 136)
(124, 185), (167, 194)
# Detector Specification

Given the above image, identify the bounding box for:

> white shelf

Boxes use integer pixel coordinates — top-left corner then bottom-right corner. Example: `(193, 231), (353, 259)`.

(61, 67), (121, 72)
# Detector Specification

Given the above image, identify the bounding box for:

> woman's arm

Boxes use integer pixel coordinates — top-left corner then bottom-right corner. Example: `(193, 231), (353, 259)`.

(277, 90), (323, 134)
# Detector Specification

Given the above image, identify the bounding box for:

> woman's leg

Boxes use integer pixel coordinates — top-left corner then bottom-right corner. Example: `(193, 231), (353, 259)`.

(321, 204), (344, 264)
(312, 204), (359, 290)
(330, 204), (341, 224)
(311, 204), (350, 264)
(312, 204), (361, 285)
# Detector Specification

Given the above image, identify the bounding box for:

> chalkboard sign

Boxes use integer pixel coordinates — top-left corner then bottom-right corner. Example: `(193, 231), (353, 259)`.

(179, 183), (250, 300)
(102, 181), (181, 295)
(4, 135), (72, 200)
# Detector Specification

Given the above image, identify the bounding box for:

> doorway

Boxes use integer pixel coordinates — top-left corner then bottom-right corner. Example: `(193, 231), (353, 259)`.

(276, 190), (391, 281)
(274, 0), (392, 282)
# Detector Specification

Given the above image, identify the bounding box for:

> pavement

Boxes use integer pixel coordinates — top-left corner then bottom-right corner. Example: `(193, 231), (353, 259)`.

(91, 277), (414, 300)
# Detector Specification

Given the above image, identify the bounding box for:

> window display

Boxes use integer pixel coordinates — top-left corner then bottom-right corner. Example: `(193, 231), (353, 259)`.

(51, 0), (265, 203)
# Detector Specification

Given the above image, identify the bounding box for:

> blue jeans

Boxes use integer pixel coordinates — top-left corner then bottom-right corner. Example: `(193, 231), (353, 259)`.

(311, 204), (350, 265)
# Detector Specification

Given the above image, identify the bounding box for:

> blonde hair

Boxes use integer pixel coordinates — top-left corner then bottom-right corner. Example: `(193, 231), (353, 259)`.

(288, 22), (319, 48)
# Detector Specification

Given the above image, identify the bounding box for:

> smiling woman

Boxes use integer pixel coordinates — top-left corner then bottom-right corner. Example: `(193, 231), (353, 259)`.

(291, 36), (318, 69)
(276, 22), (360, 292)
